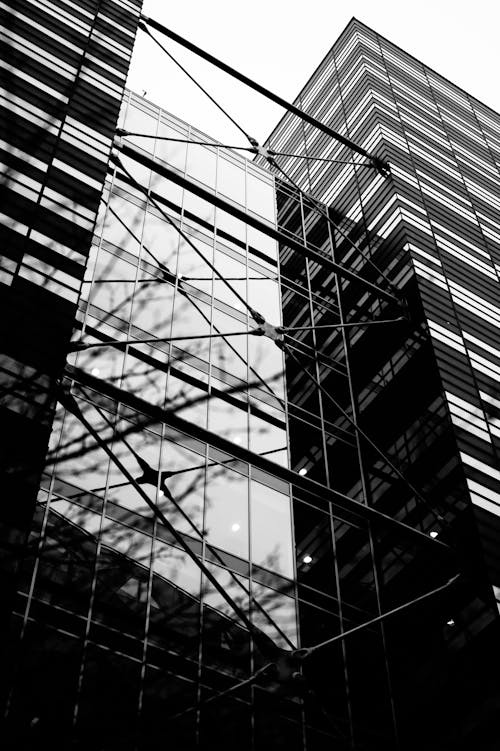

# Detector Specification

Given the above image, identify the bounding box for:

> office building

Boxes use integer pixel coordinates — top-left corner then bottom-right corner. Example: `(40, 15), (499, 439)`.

(256, 16), (500, 749)
(1, 4), (499, 750)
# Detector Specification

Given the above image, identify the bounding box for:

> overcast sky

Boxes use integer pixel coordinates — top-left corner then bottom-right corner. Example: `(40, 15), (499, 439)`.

(127, 0), (500, 151)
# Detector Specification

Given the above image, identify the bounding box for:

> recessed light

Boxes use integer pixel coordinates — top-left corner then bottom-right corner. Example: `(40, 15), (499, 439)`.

(91, 368), (100, 376)
(231, 523), (240, 532)
(302, 555), (313, 564)
(430, 531), (439, 539)
(298, 468), (308, 476)
(446, 618), (455, 627)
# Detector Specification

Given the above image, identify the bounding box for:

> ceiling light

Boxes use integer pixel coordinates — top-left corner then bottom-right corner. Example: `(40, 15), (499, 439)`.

(298, 468), (308, 476)
(302, 555), (312, 564)
(91, 368), (100, 376)
(446, 618), (455, 627)
(231, 523), (240, 532)
(430, 531), (439, 539)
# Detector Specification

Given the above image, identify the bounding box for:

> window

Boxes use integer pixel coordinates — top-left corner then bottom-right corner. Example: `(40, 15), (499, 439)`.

(246, 172), (275, 222)
(250, 481), (293, 577)
(186, 143), (216, 189)
(217, 156), (245, 205)
(204, 466), (249, 558)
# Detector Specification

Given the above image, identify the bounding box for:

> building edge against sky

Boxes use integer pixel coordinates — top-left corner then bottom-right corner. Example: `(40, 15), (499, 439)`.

(1, 3), (500, 750)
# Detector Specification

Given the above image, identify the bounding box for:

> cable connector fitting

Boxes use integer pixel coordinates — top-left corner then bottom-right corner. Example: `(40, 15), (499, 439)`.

(115, 128), (129, 138)
(370, 155), (391, 177)
(248, 137), (275, 161)
(251, 321), (284, 342)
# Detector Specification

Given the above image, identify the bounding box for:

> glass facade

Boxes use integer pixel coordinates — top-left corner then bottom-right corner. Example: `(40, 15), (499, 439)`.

(2, 5), (500, 751)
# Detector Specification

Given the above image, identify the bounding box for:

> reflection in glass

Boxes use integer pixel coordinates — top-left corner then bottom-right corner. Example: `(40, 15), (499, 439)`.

(251, 581), (297, 648)
(171, 291), (211, 361)
(212, 249), (246, 309)
(204, 466), (249, 558)
(250, 481), (293, 577)
(100, 519), (152, 567)
(50, 409), (113, 495)
(89, 250), (136, 321)
(152, 541), (201, 597)
(131, 274), (175, 340)
(120, 350), (166, 407)
(166, 366), (209, 429)
(202, 562), (248, 624)
(208, 394), (248, 447)
(177, 235), (213, 296)
(102, 194), (143, 255)
(107, 421), (160, 513)
(159, 440), (205, 534)
(249, 413), (287, 466)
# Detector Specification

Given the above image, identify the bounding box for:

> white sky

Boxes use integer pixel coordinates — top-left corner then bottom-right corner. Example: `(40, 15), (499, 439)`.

(127, 0), (500, 151)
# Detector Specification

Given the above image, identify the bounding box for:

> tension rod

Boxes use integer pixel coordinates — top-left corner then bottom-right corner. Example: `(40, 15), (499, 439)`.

(139, 15), (390, 176)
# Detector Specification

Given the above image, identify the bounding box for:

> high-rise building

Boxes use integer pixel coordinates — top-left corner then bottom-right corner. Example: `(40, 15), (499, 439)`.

(1, 4), (499, 750)
(256, 15), (500, 748)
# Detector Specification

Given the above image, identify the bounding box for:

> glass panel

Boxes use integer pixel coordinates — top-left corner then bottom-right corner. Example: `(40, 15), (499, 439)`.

(78, 346), (125, 385)
(249, 413), (287, 466)
(131, 274), (175, 338)
(100, 519), (152, 568)
(251, 581), (297, 648)
(248, 336), (284, 397)
(103, 194), (143, 255)
(246, 173), (275, 222)
(217, 157), (245, 205)
(117, 153), (150, 192)
(142, 210), (179, 268)
(151, 540), (201, 597)
(247, 273), (280, 324)
(216, 208), (246, 246)
(250, 481), (293, 577)
(158, 440), (205, 535)
(170, 292), (211, 361)
(247, 225), (278, 260)
(155, 122), (187, 172)
(208, 394), (248, 448)
(150, 172), (183, 207)
(212, 249), (246, 309)
(202, 563), (249, 623)
(177, 234), (213, 296)
(50, 406), (113, 495)
(124, 102), (157, 138)
(89, 250), (136, 321)
(183, 191), (215, 225)
(120, 350), (167, 407)
(210, 307), (248, 381)
(204, 465), (249, 558)
(166, 367), (209, 429)
(107, 420), (161, 513)
(186, 143), (217, 189)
